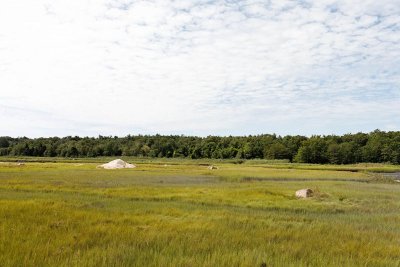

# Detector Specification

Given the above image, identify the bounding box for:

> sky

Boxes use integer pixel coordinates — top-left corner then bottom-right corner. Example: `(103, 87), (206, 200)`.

(0, 0), (399, 137)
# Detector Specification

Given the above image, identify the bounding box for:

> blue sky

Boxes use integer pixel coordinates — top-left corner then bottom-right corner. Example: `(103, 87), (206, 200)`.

(0, 0), (399, 137)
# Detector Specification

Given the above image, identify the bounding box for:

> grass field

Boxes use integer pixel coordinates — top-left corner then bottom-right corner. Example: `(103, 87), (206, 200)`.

(0, 159), (399, 266)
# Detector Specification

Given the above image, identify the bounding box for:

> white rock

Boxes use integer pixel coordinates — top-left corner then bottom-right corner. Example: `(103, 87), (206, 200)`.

(97, 159), (136, 169)
(296, 188), (313, 198)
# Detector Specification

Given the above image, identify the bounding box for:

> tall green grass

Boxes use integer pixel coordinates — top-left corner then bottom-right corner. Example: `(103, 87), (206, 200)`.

(0, 161), (399, 266)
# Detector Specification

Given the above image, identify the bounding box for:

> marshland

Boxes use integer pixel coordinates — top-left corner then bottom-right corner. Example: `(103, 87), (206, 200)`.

(1, 158), (399, 266)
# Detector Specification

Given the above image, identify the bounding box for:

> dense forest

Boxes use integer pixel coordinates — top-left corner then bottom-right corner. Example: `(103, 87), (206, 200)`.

(0, 130), (399, 164)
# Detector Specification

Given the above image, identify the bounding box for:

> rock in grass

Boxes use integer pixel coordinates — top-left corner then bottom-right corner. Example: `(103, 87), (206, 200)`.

(296, 188), (313, 198)
(208, 165), (218, 170)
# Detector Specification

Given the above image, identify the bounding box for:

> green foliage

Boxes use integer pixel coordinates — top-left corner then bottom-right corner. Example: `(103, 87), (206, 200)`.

(294, 136), (328, 163)
(1, 130), (400, 164)
(264, 142), (290, 160)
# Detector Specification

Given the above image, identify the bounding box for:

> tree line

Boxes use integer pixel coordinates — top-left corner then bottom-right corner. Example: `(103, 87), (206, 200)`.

(0, 130), (399, 164)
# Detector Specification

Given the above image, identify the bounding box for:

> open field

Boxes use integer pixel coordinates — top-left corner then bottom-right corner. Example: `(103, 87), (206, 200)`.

(0, 159), (399, 266)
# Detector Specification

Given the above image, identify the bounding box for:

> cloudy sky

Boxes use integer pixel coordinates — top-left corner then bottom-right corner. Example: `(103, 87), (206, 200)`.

(1, 0), (399, 137)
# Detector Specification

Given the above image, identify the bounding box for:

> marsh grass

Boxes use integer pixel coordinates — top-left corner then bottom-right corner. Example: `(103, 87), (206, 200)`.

(0, 160), (399, 266)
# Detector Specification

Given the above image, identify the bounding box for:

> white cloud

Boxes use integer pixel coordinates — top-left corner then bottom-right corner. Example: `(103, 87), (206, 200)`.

(0, 0), (399, 137)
